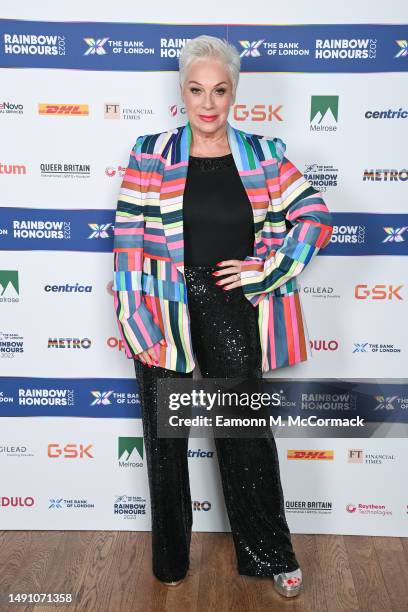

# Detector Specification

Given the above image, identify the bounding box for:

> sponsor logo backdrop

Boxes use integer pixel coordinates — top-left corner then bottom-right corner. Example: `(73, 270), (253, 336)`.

(0, 15), (407, 535)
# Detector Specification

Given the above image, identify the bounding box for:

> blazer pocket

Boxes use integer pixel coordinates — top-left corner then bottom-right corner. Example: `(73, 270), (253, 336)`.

(141, 272), (187, 303)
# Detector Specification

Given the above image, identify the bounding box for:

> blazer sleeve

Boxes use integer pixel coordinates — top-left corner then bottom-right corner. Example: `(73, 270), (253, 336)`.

(239, 138), (334, 304)
(112, 135), (165, 357)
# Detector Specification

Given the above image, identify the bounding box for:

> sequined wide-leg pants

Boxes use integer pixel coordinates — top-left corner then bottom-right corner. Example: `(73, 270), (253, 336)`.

(134, 265), (300, 582)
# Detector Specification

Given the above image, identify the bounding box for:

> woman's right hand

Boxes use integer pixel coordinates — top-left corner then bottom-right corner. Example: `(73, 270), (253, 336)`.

(135, 345), (159, 367)
(135, 338), (167, 366)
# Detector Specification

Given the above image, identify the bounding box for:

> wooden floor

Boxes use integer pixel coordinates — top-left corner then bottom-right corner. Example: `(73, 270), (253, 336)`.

(0, 532), (407, 611)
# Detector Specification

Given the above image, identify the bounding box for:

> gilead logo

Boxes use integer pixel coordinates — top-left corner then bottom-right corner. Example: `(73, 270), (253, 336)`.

(1, 496), (34, 507)
(355, 284), (403, 300)
(48, 443), (94, 458)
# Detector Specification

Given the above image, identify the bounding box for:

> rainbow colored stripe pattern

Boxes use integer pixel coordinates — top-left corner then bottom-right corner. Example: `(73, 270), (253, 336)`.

(113, 120), (334, 373)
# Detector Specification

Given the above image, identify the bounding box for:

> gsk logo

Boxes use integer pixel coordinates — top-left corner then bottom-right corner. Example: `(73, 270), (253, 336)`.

(48, 443), (94, 458)
(233, 104), (283, 122)
(354, 284), (403, 300)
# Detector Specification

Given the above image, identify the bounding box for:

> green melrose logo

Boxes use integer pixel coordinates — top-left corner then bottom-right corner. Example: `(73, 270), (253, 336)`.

(310, 96), (339, 132)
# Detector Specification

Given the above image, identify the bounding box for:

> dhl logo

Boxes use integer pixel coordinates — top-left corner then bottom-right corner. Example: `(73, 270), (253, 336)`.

(38, 104), (89, 116)
(287, 450), (334, 460)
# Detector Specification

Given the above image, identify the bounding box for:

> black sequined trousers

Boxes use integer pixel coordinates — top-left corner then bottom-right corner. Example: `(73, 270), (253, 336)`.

(134, 265), (300, 582)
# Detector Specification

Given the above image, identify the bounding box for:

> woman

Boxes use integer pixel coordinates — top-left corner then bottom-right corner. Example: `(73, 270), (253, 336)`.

(112, 35), (333, 597)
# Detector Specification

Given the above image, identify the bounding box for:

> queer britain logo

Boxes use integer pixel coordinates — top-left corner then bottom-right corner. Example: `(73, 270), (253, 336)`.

(310, 96), (339, 131)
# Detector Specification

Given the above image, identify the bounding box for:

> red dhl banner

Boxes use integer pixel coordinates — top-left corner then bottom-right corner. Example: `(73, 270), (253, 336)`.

(38, 104), (89, 115)
(287, 450), (334, 460)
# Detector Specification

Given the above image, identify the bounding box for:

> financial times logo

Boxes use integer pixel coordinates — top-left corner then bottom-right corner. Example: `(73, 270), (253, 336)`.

(88, 223), (112, 238)
(238, 40), (265, 57)
(382, 227), (408, 243)
(84, 37), (109, 56)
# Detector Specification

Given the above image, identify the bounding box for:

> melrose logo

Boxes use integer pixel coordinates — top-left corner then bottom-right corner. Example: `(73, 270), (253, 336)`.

(310, 96), (339, 131)
(118, 437), (144, 467)
(0, 271), (19, 298)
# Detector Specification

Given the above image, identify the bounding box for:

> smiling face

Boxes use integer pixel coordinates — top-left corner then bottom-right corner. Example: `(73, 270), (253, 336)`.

(180, 56), (235, 136)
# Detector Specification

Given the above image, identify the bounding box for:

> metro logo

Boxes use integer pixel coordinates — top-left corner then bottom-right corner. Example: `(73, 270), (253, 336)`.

(354, 284), (403, 300)
(48, 443), (94, 458)
(38, 104), (89, 116)
(287, 450), (334, 460)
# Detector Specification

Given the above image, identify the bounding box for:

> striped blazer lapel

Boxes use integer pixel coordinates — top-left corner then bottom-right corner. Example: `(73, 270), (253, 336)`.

(159, 120), (271, 275)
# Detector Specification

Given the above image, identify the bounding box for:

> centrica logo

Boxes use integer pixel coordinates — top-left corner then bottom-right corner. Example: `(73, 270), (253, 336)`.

(365, 108), (408, 119)
(233, 104), (283, 122)
(47, 443), (94, 458)
(169, 104), (186, 117)
(0, 496), (35, 507)
(39, 104), (89, 116)
(354, 284), (403, 300)
(287, 450), (334, 460)
(44, 283), (93, 293)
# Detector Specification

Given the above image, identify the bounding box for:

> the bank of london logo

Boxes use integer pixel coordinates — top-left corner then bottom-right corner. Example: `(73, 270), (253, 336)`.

(374, 396), (398, 410)
(382, 227), (408, 243)
(238, 39), (265, 57)
(310, 96), (339, 125)
(83, 37), (109, 56)
(90, 390), (114, 405)
(88, 223), (112, 238)
(0, 270), (19, 297)
(394, 40), (408, 58)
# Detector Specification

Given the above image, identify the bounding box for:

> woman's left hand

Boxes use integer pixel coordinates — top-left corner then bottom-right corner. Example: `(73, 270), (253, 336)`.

(212, 260), (243, 290)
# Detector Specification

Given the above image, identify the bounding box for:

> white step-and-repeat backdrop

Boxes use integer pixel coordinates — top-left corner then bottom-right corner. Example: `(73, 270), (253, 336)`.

(1, 2), (407, 536)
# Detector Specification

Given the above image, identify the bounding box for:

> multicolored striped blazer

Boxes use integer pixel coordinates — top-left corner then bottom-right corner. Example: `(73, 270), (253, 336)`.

(113, 120), (333, 373)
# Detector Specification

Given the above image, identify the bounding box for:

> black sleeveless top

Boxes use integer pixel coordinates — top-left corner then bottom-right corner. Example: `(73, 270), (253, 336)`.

(183, 153), (254, 266)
